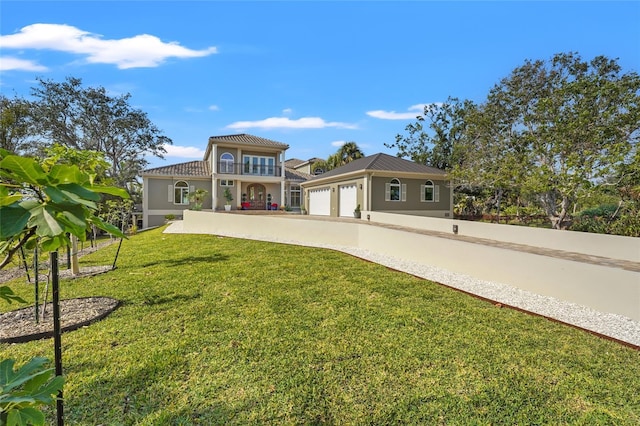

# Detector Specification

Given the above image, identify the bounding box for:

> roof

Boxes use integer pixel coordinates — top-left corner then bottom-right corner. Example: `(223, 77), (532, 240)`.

(141, 160), (210, 177)
(285, 167), (313, 181)
(305, 153), (447, 182)
(208, 134), (290, 149)
(285, 158), (305, 168)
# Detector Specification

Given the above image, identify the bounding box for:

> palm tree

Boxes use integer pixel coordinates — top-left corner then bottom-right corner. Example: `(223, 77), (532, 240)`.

(312, 142), (365, 173)
(337, 141), (364, 165)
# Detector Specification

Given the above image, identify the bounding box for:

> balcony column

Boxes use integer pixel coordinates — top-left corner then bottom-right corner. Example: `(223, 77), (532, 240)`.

(211, 144), (217, 210)
(280, 150), (286, 209)
(212, 145), (217, 174)
(212, 177), (217, 211)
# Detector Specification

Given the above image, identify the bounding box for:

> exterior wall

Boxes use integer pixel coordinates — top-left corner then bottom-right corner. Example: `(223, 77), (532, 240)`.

(143, 176), (212, 228)
(303, 177), (365, 217)
(370, 176), (450, 212)
(182, 210), (640, 321)
(148, 215), (169, 227)
(366, 211), (640, 263)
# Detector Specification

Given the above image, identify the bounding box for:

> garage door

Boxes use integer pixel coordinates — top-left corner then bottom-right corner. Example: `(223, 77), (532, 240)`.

(309, 188), (331, 216)
(339, 184), (357, 217)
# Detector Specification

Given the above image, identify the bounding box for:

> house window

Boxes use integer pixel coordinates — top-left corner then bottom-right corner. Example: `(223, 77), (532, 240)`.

(313, 167), (325, 175)
(220, 179), (234, 187)
(289, 185), (301, 207)
(421, 180), (440, 202)
(385, 178), (406, 202)
(220, 152), (234, 174)
(243, 155), (275, 176)
(174, 181), (189, 205)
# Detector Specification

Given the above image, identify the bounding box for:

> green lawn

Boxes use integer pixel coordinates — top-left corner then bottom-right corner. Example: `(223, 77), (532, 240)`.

(2, 227), (639, 425)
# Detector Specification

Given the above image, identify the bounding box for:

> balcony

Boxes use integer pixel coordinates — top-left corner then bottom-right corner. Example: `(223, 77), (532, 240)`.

(216, 162), (282, 177)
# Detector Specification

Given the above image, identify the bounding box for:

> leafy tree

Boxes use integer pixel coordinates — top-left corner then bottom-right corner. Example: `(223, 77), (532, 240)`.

(1, 150), (128, 425)
(385, 98), (476, 170)
(189, 188), (208, 211)
(311, 142), (365, 172)
(0, 94), (35, 155)
(336, 141), (365, 165)
(29, 76), (172, 191)
(445, 53), (640, 229)
(0, 357), (64, 426)
(0, 149), (128, 269)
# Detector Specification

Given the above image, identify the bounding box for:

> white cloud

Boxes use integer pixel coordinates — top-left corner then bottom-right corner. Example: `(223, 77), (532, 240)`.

(0, 56), (48, 71)
(226, 116), (358, 130)
(0, 23), (217, 69)
(163, 145), (206, 159)
(331, 140), (346, 147)
(367, 103), (444, 120)
(282, 108), (293, 115)
(209, 105), (220, 111)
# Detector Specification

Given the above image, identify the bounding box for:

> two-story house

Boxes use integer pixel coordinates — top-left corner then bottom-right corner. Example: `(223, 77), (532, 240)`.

(141, 133), (452, 228)
(141, 134), (310, 228)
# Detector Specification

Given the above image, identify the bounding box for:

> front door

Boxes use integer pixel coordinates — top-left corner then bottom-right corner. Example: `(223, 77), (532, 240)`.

(246, 183), (266, 210)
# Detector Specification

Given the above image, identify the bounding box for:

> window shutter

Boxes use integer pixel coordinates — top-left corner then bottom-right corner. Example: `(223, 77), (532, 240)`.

(401, 184), (407, 202)
(434, 185), (440, 202)
(385, 183), (390, 201)
(168, 185), (173, 202)
(420, 185), (425, 202)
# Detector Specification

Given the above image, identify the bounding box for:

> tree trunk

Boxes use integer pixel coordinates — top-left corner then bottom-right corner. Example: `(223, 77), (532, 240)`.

(71, 235), (80, 275)
(542, 191), (573, 230)
(495, 188), (503, 224)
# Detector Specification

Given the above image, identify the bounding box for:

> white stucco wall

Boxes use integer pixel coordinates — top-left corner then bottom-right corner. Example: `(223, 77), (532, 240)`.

(182, 210), (640, 321)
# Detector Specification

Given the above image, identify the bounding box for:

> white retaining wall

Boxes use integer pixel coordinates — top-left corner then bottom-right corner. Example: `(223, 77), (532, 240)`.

(182, 210), (640, 321)
(368, 211), (640, 263)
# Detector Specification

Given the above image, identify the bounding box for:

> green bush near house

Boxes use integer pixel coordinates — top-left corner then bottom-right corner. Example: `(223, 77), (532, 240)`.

(2, 227), (639, 424)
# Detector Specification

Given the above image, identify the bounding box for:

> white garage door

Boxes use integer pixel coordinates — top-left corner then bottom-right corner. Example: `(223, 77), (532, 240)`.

(339, 184), (357, 217)
(309, 188), (331, 216)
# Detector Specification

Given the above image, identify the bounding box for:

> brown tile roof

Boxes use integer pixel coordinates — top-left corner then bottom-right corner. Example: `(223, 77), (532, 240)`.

(307, 153), (446, 181)
(285, 167), (313, 182)
(141, 160), (210, 176)
(208, 133), (289, 149)
(285, 158), (305, 167)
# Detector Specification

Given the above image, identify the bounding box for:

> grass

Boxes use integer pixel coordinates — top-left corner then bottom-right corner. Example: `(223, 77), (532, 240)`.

(2, 226), (639, 425)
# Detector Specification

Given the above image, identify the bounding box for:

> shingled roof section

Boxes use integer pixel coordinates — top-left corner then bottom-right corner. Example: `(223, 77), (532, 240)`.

(308, 153), (446, 181)
(208, 134), (289, 149)
(141, 160), (210, 177)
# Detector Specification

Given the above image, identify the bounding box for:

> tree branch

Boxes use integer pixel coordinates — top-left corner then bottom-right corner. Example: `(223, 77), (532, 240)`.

(0, 228), (37, 270)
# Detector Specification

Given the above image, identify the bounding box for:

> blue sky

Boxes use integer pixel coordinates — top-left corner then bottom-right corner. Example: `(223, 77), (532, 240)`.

(1, 1), (639, 170)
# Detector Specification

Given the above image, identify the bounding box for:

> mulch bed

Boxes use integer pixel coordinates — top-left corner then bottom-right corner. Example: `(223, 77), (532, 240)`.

(0, 296), (120, 343)
(1, 240), (122, 344)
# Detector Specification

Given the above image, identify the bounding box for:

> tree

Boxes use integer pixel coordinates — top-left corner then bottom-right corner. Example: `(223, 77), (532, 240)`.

(0, 149), (128, 425)
(385, 98), (476, 170)
(336, 141), (365, 165)
(311, 142), (365, 173)
(0, 149), (128, 269)
(0, 94), (36, 155)
(467, 53), (640, 229)
(189, 188), (208, 211)
(29, 76), (172, 191)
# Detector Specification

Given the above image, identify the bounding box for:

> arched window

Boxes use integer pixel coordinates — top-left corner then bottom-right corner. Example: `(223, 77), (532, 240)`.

(174, 181), (189, 205)
(220, 152), (234, 173)
(385, 178), (405, 201)
(420, 180), (439, 202)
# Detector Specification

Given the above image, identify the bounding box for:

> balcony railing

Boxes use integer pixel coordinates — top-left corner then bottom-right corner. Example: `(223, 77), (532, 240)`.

(217, 162), (282, 177)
